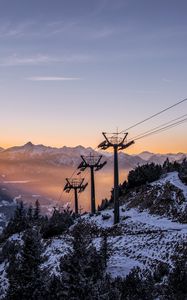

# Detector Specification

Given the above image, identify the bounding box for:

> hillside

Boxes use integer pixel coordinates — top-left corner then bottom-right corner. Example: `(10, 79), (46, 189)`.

(1, 170), (187, 299)
(66, 171), (187, 278)
(86, 171), (187, 277)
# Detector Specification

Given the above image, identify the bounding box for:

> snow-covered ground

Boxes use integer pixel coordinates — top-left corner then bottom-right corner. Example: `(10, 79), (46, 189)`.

(0, 262), (8, 299)
(86, 204), (187, 278)
(1, 171), (187, 285)
(84, 172), (187, 278)
(41, 236), (71, 276)
(152, 171), (187, 200)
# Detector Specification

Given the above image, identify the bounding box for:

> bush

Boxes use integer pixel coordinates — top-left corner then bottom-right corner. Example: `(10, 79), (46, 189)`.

(41, 207), (74, 239)
(127, 163), (162, 188)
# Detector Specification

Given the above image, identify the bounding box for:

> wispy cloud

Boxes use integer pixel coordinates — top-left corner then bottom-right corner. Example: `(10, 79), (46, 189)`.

(45, 20), (119, 40)
(0, 54), (59, 66)
(0, 17), (121, 41)
(0, 19), (78, 39)
(27, 76), (81, 81)
(46, 20), (79, 36)
(0, 53), (93, 66)
(90, 0), (129, 17)
(0, 21), (35, 38)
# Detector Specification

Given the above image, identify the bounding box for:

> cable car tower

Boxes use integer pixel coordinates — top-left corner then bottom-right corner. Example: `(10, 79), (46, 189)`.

(77, 153), (107, 214)
(98, 131), (134, 224)
(64, 177), (88, 214)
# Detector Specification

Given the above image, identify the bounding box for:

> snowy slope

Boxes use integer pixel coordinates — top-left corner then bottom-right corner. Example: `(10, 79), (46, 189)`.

(38, 173), (187, 279)
(152, 171), (187, 200)
(82, 172), (187, 278)
(1, 171), (187, 292)
(85, 203), (187, 278)
(41, 236), (71, 276)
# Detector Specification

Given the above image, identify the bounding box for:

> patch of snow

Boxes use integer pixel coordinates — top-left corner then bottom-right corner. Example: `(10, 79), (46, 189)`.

(0, 262), (9, 300)
(125, 207), (187, 232)
(8, 233), (23, 243)
(42, 237), (71, 276)
(152, 171), (187, 200)
(13, 195), (22, 203)
(0, 201), (10, 206)
(107, 253), (142, 278)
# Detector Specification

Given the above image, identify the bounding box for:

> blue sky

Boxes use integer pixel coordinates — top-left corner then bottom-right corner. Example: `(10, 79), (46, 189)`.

(0, 0), (187, 153)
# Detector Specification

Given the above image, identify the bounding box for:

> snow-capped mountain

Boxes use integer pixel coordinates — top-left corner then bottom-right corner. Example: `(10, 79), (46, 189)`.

(148, 152), (187, 165)
(0, 142), (186, 168)
(0, 142), (99, 167)
(2, 142), (93, 158)
(136, 151), (154, 161)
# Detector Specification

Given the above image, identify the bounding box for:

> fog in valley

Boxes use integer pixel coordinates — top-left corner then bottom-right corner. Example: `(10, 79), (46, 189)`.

(0, 159), (129, 213)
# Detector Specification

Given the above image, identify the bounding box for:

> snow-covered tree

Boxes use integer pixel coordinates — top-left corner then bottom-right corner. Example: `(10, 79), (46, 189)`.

(6, 228), (44, 300)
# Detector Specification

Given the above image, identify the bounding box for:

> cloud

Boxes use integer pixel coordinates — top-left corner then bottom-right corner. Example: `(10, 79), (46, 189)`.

(0, 54), (59, 66)
(27, 76), (81, 81)
(0, 21), (35, 38)
(0, 17), (121, 43)
(0, 53), (94, 66)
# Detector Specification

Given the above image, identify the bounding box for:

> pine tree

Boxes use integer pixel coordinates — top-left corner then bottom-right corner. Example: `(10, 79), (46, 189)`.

(45, 276), (64, 300)
(2, 201), (28, 239)
(27, 205), (33, 221)
(100, 233), (110, 268)
(41, 207), (74, 238)
(33, 199), (40, 221)
(6, 242), (23, 300)
(90, 274), (120, 300)
(21, 228), (44, 299)
(167, 255), (187, 299)
(6, 228), (44, 300)
(59, 220), (104, 299)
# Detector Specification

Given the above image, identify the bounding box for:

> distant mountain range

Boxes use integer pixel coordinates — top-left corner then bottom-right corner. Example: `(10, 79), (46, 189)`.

(0, 142), (186, 231)
(0, 142), (186, 169)
(135, 150), (186, 165)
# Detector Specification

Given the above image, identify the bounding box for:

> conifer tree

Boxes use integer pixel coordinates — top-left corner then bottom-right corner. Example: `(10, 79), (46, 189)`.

(59, 220), (104, 299)
(27, 204), (33, 222)
(6, 228), (44, 300)
(3, 201), (28, 238)
(33, 199), (40, 221)
(100, 233), (110, 268)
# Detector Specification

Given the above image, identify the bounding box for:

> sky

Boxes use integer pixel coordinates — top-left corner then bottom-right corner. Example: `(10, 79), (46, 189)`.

(0, 0), (187, 153)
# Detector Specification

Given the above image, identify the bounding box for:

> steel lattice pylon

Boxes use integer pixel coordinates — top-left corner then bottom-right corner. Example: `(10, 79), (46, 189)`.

(64, 177), (88, 214)
(77, 153), (107, 214)
(98, 131), (134, 224)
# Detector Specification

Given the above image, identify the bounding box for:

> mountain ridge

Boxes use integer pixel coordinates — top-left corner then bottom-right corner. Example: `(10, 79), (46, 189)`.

(1, 142), (186, 155)
(0, 142), (186, 168)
